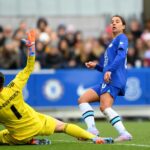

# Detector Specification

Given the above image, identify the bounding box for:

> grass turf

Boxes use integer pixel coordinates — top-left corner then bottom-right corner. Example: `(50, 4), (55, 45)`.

(0, 121), (150, 150)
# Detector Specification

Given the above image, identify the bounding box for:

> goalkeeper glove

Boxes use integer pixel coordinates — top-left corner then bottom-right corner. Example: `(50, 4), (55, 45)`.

(21, 29), (36, 56)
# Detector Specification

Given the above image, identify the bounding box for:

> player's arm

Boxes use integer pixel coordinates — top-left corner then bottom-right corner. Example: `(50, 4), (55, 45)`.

(105, 37), (128, 73)
(85, 53), (104, 72)
(94, 53), (104, 72)
(104, 37), (128, 83)
(11, 29), (36, 90)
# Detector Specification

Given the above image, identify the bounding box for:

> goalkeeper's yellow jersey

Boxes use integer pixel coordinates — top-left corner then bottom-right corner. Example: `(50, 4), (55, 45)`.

(0, 56), (43, 140)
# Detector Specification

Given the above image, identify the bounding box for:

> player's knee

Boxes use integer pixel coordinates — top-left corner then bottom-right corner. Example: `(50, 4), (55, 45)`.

(100, 105), (108, 112)
(78, 96), (85, 104)
(100, 105), (104, 112)
(55, 120), (65, 132)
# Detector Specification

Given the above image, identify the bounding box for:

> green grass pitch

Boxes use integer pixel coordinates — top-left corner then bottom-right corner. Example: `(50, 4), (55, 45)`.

(0, 121), (150, 150)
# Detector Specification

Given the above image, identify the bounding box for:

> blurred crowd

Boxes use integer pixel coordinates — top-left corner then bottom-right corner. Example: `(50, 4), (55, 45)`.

(0, 17), (150, 70)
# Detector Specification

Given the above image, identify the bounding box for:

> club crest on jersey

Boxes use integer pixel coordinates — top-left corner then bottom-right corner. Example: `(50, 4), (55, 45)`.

(108, 43), (113, 47)
(119, 42), (124, 45)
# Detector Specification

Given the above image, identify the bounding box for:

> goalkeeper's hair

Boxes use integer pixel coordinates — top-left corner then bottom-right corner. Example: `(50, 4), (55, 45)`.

(0, 72), (5, 89)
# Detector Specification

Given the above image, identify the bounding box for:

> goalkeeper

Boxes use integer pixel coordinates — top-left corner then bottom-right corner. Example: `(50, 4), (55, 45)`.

(0, 29), (112, 145)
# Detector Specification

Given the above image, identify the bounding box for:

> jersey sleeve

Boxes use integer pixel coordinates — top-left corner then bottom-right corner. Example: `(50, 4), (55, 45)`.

(105, 35), (128, 72)
(94, 53), (104, 72)
(10, 56), (35, 91)
(118, 35), (128, 50)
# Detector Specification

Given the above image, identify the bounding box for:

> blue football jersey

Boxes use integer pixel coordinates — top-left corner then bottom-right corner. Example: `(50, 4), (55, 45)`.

(95, 33), (128, 95)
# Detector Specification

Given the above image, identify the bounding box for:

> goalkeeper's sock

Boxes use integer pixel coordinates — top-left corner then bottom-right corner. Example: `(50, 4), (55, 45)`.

(103, 107), (126, 135)
(79, 103), (96, 129)
(63, 123), (95, 140)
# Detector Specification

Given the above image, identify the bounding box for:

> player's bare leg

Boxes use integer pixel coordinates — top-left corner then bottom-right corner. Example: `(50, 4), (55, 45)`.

(100, 93), (132, 142)
(78, 89), (100, 136)
(54, 119), (113, 144)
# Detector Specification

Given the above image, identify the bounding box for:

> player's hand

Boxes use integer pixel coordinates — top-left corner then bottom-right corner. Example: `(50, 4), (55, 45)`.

(104, 71), (111, 83)
(21, 29), (36, 47)
(85, 61), (97, 69)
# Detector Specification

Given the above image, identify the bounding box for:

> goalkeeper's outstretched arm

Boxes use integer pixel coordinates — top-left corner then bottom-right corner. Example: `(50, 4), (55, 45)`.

(10, 29), (36, 91)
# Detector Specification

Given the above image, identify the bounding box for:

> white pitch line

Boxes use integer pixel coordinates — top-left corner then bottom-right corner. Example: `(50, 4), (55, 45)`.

(52, 140), (91, 143)
(52, 140), (150, 148)
(114, 143), (150, 148)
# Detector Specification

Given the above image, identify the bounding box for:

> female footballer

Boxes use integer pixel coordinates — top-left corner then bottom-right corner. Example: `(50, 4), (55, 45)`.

(78, 15), (132, 142)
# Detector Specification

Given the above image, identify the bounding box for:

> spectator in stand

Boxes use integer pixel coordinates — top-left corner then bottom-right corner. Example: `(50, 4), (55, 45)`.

(0, 26), (5, 47)
(1, 16), (150, 69)
(91, 38), (104, 60)
(13, 24), (27, 68)
(35, 40), (46, 69)
(74, 31), (83, 42)
(58, 38), (76, 68)
(126, 32), (135, 49)
(129, 20), (142, 41)
(145, 19), (150, 32)
(57, 24), (66, 40)
(0, 39), (20, 69)
(99, 32), (111, 48)
(73, 39), (84, 67)
(66, 24), (76, 48)
(143, 40), (150, 67)
(141, 19), (150, 43)
(44, 42), (64, 69)
(36, 17), (51, 46)
(13, 20), (28, 37)
(127, 47), (140, 68)
(135, 38), (146, 65)
(79, 39), (95, 67)
(3, 25), (13, 40)
(37, 17), (49, 33)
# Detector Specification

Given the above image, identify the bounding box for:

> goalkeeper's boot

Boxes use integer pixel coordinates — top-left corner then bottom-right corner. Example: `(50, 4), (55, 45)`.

(114, 131), (132, 142)
(87, 127), (100, 136)
(29, 138), (51, 145)
(92, 137), (114, 144)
